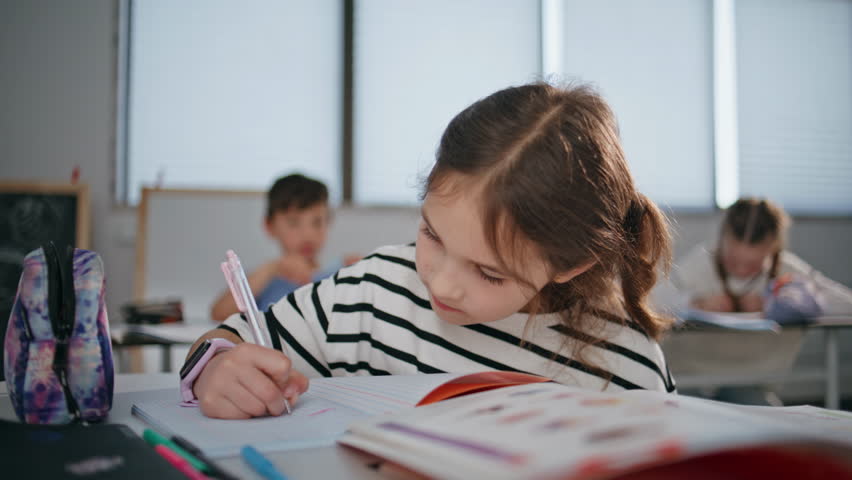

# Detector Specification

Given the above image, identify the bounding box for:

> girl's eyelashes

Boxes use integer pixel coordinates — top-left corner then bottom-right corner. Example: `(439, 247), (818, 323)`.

(421, 226), (440, 242)
(479, 270), (504, 286)
(420, 222), (504, 286)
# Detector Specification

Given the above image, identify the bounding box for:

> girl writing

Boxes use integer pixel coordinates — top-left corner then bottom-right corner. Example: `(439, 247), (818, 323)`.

(184, 82), (677, 419)
(673, 197), (852, 314)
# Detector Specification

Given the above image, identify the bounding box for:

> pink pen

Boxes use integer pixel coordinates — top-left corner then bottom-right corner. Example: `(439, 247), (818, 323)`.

(221, 262), (247, 312)
(154, 444), (210, 480)
(221, 250), (291, 414)
(225, 250), (268, 345)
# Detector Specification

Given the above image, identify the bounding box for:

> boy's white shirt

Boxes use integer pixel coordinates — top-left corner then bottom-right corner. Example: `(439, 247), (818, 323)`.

(223, 244), (675, 393)
(671, 243), (852, 315)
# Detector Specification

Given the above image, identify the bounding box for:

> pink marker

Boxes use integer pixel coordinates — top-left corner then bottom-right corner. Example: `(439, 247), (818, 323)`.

(154, 444), (210, 480)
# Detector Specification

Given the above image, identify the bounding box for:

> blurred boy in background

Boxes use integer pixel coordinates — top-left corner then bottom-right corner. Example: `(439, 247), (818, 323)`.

(211, 174), (360, 320)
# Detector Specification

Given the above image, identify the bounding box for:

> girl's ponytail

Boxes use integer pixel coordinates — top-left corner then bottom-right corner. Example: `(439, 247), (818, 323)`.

(619, 193), (673, 339)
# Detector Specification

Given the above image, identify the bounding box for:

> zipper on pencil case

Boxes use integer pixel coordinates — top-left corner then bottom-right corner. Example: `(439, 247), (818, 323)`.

(44, 241), (82, 422)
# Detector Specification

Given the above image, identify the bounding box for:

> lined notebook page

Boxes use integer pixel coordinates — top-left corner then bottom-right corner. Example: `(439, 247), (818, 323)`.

(132, 374), (459, 457)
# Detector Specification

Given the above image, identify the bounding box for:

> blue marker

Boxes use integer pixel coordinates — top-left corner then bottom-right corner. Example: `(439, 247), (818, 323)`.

(241, 445), (287, 480)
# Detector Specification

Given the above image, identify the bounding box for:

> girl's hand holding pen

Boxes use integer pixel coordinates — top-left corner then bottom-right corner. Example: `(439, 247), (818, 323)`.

(193, 342), (309, 419)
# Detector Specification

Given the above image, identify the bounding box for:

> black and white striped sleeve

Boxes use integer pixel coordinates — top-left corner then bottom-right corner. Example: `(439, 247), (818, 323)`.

(221, 274), (339, 378)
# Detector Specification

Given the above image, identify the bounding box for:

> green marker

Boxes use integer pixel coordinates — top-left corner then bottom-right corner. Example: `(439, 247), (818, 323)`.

(142, 428), (210, 473)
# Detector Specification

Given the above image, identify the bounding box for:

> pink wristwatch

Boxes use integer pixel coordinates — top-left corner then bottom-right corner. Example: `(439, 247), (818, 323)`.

(179, 338), (235, 406)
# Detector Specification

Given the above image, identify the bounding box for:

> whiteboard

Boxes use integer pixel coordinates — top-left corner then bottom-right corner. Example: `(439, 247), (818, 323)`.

(135, 188), (420, 320)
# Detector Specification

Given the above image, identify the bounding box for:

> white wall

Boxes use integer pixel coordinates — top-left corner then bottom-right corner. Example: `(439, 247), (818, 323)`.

(2, 0), (851, 402)
(1, 0), (138, 323)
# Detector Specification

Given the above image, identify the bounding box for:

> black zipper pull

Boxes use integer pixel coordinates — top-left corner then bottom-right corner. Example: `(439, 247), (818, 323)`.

(53, 340), (82, 423)
(44, 242), (62, 342)
(43, 241), (82, 423)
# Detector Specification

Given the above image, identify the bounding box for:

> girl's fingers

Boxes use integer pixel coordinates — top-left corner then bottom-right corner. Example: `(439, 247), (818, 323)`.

(242, 344), (294, 390)
(245, 345), (309, 403)
(200, 394), (251, 420)
(283, 370), (310, 400)
(224, 381), (270, 418)
(237, 366), (290, 416)
(220, 395), (254, 419)
(197, 343), (309, 418)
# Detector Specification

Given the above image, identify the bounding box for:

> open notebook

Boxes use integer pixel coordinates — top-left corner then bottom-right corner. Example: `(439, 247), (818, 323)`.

(131, 371), (546, 458)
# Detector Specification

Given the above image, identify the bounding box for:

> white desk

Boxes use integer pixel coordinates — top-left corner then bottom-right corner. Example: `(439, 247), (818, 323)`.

(664, 320), (851, 409)
(0, 374), (379, 480)
(111, 322), (218, 373)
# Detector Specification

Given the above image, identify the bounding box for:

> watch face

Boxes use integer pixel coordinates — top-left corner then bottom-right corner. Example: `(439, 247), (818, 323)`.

(180, 340), (212, 379)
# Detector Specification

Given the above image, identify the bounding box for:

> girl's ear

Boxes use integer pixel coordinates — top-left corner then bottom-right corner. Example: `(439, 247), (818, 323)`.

(553, 261), (595, 284)
(263, 216), (275, 237)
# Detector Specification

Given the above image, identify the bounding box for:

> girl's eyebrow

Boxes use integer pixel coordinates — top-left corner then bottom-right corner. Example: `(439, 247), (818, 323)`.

(420, 207), (507, 277)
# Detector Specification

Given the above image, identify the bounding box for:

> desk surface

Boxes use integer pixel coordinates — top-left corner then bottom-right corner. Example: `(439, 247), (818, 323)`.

(111, 322), (217, 345)
(0, 374), (378, 480)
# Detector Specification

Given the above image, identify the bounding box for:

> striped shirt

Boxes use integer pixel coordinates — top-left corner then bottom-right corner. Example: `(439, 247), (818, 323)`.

(222, 244), (676, 393)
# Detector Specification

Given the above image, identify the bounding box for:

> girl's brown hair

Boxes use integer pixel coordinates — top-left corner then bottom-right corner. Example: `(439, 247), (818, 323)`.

(424, 82), (673, 348)
(715, 197), (791, 310)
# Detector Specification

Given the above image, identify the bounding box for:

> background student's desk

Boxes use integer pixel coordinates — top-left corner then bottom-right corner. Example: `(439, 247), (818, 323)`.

(111, 322), (217, 373)
(662, 318), (852, 409)
(0, 374), (378, 480)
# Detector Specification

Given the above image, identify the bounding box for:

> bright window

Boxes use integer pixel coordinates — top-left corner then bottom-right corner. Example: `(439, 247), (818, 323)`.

(123, 0), (342, 205)
(353, 0), (541, 204)
(736, 0), (852, 214)
(556, 0), (715, 210)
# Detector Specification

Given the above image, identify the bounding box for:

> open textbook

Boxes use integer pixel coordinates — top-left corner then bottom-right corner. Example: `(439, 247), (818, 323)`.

(339, 380), (852, 479)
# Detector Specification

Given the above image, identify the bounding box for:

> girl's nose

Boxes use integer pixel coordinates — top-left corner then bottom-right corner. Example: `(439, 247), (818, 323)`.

(430, 259), (464, 301)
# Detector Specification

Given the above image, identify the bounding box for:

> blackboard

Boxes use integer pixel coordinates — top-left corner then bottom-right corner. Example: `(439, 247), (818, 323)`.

(0, 182), (89, 379)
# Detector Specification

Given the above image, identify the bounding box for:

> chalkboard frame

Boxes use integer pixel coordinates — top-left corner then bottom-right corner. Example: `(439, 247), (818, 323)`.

(0, 181), (91, 249)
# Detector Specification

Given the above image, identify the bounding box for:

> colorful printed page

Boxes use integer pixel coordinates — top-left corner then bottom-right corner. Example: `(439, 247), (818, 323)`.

(340, 383), (852, 480)
(131, 371), (548, 458)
